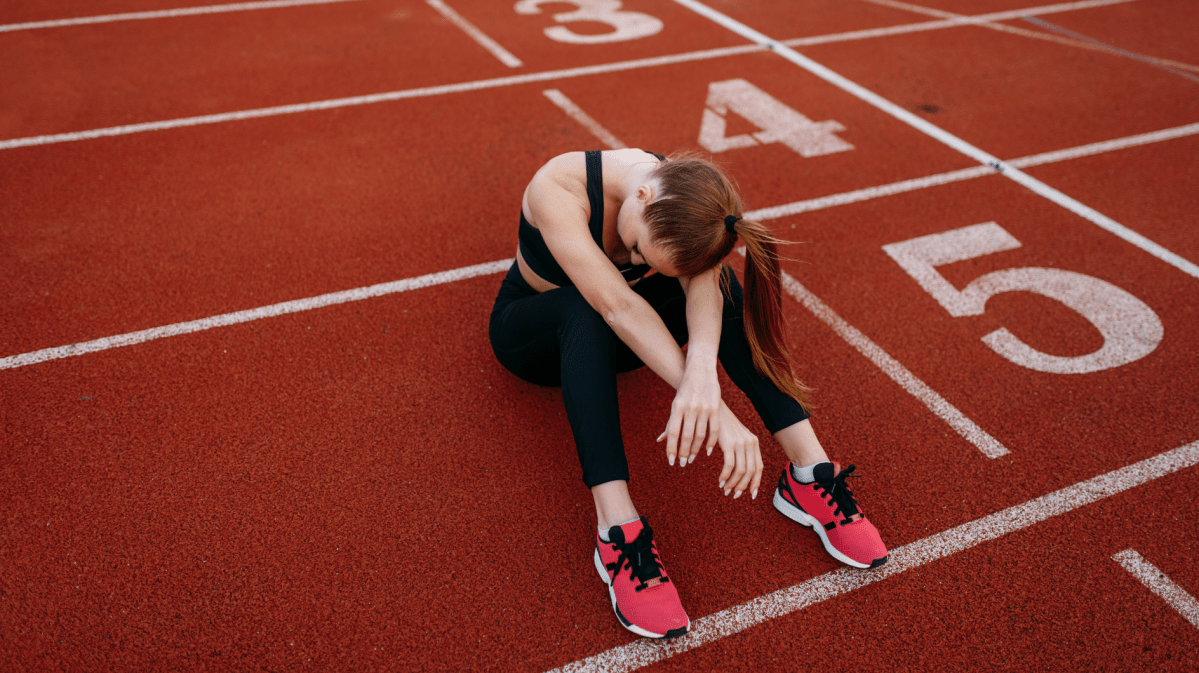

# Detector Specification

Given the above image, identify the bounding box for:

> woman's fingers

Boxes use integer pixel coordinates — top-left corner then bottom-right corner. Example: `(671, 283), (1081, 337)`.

(688, 413), (707, 463)
(733, 436), (758, 497)
(705, 415), (720, 457)
(664, 405), (684, 465)
(749, 449), (763, 500)
(718, 445), (735, 490)
(727, 440), (747, 497)
(678, 412), (698, 467)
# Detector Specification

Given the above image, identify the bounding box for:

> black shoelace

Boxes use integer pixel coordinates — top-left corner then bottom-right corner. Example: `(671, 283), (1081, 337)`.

(606, 525), (669, 593)
(815, 464), (863, 524)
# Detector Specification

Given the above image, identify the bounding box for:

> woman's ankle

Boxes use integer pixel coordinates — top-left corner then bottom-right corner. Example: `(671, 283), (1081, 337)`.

(592, 480), (639, 530)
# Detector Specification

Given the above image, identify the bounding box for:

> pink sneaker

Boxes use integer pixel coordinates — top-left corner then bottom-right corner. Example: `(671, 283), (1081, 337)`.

(773, 462), (889, 569)
(593, 517), (690, 639)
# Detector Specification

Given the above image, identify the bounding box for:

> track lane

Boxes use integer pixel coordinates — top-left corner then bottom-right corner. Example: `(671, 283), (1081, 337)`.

(0, 0), (525, 140)
(0, 53), (974, 357)
(1024, 132), (1199, 266)
(635, 465), (1199, 672)
(790, 13), (1199, 160)
(0, 252), (1113, 670)
(776, 175), (1199, 485)
(1030, 0), (1199, 65)
(0, 0), (753, 141)
(2, 0), (1197, 669)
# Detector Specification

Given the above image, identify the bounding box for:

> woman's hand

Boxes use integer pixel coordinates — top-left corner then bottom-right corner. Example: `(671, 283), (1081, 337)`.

(660, 355), (721, 468)
(715, 405), (762, 500)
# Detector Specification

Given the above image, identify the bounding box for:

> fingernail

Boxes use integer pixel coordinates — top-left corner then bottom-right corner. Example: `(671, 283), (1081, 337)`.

(719, 480), (725, 488)
(752, 489), (758, 500)
(707, 448), (713, 456)
(734, 490), (742, 499)
(669, 455), (675, 466)
(656, 432), (666, 442)
(680, 456), (687, 467)
(724, 489), (730, 496)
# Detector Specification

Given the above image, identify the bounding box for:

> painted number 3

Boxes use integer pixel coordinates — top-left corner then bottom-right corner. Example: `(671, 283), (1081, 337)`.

(514, 0), (663, 44)
(883, 222), (1163, 374)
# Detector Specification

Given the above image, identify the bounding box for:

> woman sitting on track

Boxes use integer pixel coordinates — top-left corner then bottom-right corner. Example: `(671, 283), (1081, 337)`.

(488, 148), (888, 639)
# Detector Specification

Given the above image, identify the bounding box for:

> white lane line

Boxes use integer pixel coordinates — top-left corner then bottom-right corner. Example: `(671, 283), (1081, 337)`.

(779, 267), (1009, 457)
(786, 0), (1137, 48)
(672, 0), (1199, 283)
(747, 166), (993, 221)
(1022, 15), (1199, 81)
(1112, 549), (1199, 629)
(548, 439), (1199, 672)
(746, 121), (1199, 221)
(542, 89), (627, 149)
(0, 45), (761, 151)
(861, 0), (1199, 80)
(5, 122), (1195, 372)
(426, 0), (523, 69)
(0, 0), (1131, 152)
(0, 0), (364, 33)
(0, 259), (511, 371)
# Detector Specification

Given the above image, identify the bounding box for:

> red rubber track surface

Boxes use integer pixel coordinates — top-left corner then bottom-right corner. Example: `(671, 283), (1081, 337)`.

(2, 0), (1197, 670)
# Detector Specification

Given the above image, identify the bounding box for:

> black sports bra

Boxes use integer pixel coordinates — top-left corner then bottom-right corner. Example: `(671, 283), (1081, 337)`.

(518, 150), (665, 288)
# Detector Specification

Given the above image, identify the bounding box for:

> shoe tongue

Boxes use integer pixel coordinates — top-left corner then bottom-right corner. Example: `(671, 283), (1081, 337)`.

(813, 462), (837, 482)
(614, 517), (646, 543)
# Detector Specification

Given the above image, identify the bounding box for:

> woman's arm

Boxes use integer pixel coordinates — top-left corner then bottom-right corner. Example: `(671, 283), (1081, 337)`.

(530, 165), (762, 497)
(667, 267), (722, 463)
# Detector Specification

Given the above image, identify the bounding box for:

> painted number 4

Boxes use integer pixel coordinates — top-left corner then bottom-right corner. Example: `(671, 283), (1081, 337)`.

(883, 222), (1163, 374)
(699, 79), (853, 157)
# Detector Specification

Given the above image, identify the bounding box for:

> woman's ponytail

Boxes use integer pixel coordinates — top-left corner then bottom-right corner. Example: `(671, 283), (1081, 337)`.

(737, 220), (813, 409)
(642, 151), (811, 408)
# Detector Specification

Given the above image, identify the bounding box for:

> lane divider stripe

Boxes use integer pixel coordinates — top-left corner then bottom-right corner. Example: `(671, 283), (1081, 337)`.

(542, 89), (628, 149)
(1021, 15), (1199, 81)
(1112, 549), (1199, 629)
(785, 0), (1136, 48)
(426, 0), (523, 69)
(864, 0), (1199, 80)
(0, 260), (512, 371)
(0, 46), (762, 151)
(746, 121), (1199, 221)
(547, 439), (1199, 672)
(0, 0), (365, 33)
(0, 0), (1136, 151)
(778, 267), (1009, 458)
(671, 0), (1199, 283)
(3, 122), (1194, 372)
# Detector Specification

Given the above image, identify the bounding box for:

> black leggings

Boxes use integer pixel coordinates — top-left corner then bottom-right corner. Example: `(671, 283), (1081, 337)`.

(488, 262), (809, 488)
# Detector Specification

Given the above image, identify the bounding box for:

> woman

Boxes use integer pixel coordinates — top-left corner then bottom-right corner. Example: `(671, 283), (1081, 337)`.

(489, 149), (887, 639)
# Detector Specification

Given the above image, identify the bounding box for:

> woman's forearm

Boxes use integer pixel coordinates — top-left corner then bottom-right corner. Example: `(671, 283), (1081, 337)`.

(682, 266), (723, 367)
(607, 296), (689, 390)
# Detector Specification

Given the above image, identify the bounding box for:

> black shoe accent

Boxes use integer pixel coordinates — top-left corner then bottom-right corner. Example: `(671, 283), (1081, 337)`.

(604, 517), (669, 593)
(664, 625), (689, 639)
(869, 556), (888, 569)
(812, 464), (864, 525)
(823, 521), (837, 531)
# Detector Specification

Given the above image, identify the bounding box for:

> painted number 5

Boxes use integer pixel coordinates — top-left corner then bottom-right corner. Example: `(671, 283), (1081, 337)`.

(514, 0), (663, 44)
(883, 222), (1163, 374)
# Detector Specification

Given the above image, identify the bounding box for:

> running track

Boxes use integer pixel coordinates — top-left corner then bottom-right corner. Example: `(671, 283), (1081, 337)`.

(2, 0), (1197, 670)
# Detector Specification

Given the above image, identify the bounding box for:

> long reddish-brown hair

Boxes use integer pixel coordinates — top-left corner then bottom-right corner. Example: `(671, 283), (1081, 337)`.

(642, 151), (812, 408)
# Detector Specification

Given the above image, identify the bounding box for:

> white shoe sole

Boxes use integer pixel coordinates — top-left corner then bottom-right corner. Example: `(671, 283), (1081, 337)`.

(593, 547), (689, 639)
(772, 488), (873, 569)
